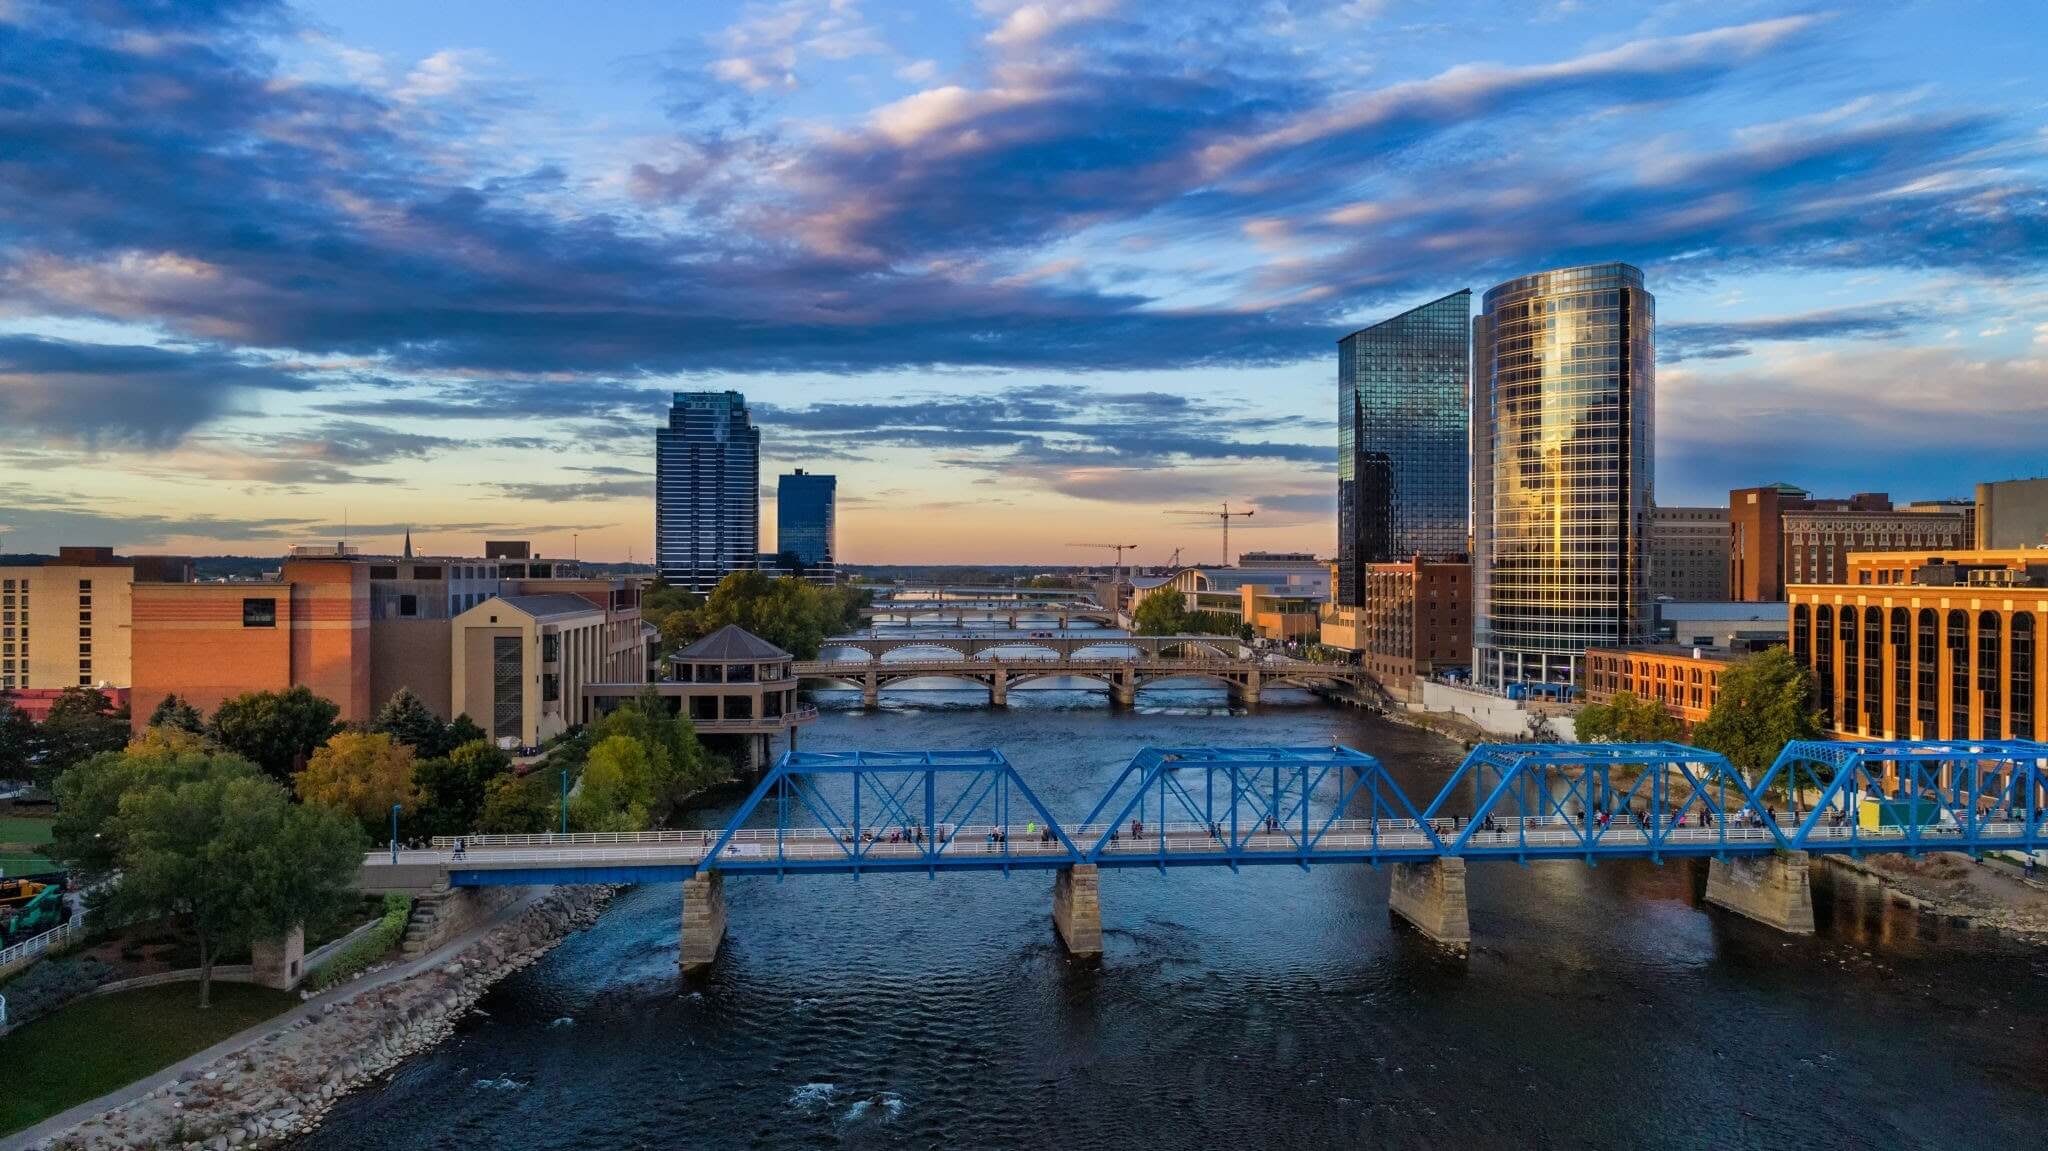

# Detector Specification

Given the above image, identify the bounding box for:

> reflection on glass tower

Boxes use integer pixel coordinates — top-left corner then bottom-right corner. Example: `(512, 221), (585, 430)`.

(656, 391), (761, 593)
(1472, 264), (1654, 689)
(1336, 289), (1471, 608)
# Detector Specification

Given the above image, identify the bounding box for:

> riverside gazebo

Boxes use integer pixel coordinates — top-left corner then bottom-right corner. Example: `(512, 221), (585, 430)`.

(669, 624), (817, 767)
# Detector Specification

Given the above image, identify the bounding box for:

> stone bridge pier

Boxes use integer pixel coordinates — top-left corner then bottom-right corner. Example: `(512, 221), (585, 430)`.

(990, 666), (1008, 706)
(1705, 851), (1815, 933)
(1111, 668), (1136, 708)
(1228, 668), (1262, 707)
(1388, 858), (1470, 948)
(861, 670), (879, 709)
(1052, 864), (1102, 958)
(681, 871), (727, 974)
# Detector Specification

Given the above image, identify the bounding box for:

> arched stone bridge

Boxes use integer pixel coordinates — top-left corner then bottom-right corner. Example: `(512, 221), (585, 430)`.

(858, 599), (1118, 627)
(795, 652), (1370, 707)
(819, 632), (1249, 662)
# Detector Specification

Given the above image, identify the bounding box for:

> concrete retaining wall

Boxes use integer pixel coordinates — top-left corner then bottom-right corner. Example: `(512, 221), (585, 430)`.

(1418, 682), (1578, 741)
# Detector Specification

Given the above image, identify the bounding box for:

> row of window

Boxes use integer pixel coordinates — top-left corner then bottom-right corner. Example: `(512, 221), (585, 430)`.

(1796, 604), (2037, 740)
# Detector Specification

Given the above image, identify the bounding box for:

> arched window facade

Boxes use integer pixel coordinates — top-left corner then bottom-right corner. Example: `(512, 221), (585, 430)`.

(1841, 608), (1860, 733)
(1890, 608), (1910, 738)
(1865, 606), (1883, 735)
(1979, 611), (2003, 738)
(1948, 610), (1970, 739)
(1816, 606), (1835, 725)
(1915, 609), (1937, 738)
(2014, 613), (2036, 741)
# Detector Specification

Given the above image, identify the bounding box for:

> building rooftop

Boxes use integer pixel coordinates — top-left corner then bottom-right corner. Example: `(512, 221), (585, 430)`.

(492, 593), (605, 621)
(676, 623), (792, 663)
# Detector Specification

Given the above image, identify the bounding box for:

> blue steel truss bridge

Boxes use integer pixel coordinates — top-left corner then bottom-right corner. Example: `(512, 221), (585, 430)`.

(359, 740), (2048, 970)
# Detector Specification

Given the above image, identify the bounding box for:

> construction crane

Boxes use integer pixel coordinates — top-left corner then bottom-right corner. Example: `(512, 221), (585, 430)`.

(1068, 542), (1139, 588)
(1166, 503), (1255, 566)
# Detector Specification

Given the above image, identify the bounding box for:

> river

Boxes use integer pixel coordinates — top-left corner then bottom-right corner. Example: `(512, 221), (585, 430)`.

(295, 687), (2048, 1149)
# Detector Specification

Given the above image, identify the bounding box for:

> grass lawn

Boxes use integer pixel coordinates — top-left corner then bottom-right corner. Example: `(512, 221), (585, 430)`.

(0, 981), (298, 1137)
(0, 854), (60, 876)
(0, 816), (54, 846)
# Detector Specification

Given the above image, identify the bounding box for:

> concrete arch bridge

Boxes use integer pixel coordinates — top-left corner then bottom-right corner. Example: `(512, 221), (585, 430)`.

(795, 653), (1367, 707)
(858, 599), (1118, 628)
(818, 632), (1249, 662)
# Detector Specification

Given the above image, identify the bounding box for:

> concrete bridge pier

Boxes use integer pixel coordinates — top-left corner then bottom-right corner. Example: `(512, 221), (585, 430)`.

(861, 670), (879, 710)
(1705, 852), (1815, 934)
(990, 666), (1008, 707)
(1229, 668), (1262, 707)
(681, 871), (727, 974)
(251, 925), (306, 990)
(1111, 668), (1136, 708)
(1388, 858), (1470, 948)
(1052, 864), (1102, 958)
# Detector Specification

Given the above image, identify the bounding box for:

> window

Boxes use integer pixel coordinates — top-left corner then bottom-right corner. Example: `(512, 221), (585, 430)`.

(412, 565), (442, 580)
(724, 694), (752, 719)
(542, 673), (560, 703)
(243, 597), (277, 628)
(1890, 608), (1909, 738)
(1916, 609), (1937, 737)
(1979, 611), (2003, 738)
(1948, 611), (1970, 739)
(542, 634), (560, 663)
(2014, 614), (2035, 741)
(1815, 606), (1834, 722)
(1840, 608), (1859, 733)
(492, 635), (523, 739)
(398, 593), (418, 618)
(369, 565), (399, 580)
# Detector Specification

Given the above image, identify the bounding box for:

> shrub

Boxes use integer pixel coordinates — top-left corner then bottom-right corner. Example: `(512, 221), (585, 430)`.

(305, 893), (412, 991)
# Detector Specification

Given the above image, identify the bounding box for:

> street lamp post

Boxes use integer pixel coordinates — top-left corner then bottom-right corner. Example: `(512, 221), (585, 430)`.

(560, 770), (569, 835)
(389, 803), (402, 864)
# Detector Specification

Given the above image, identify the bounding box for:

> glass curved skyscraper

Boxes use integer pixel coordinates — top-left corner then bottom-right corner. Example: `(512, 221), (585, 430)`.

(1336, 289), (1471, 608)
(1472, 264), (1654, 689)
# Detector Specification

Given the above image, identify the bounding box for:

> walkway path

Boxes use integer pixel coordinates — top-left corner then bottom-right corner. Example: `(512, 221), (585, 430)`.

(0, 890), (547, 1151)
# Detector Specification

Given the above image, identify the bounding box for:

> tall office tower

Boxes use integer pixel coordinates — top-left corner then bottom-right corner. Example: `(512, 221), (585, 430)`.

(1472, 264), (1655, 689)
(655, 391), (760, 593)
(775, 469), (837, 582)
(1335, 289), (1471, 608)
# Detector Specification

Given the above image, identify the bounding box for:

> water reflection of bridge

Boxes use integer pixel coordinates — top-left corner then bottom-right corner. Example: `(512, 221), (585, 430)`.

(358, 741), (2048, 973)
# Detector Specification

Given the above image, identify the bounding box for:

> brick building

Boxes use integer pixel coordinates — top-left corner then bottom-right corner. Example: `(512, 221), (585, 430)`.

(1359, 557), (1471, 694)
(1729, 486), (1968, 602)
(1583, 645), (1738, 727)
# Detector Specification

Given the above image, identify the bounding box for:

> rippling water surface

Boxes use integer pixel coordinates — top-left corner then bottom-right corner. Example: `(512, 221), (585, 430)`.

(296, 688), (2048, 1150)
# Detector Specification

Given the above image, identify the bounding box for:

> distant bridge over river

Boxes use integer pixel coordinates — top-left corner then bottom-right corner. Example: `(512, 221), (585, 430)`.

(360, 740), (2048, 972)
(799, 642), (1366, 707)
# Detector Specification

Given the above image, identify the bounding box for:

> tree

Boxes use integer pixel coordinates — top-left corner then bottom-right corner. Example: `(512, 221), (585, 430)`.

(1132, 592), (1187, 636)
(478, 770), (557, 833)
(373, 687), (448, 758)
(32, 687), (131, 788)
(147, 693), (205, 734)
(1574, 692), (1683, 744)
(588, 691), (718, 819)
(0, 692), (32, 782)
(295, 731), (419, 838)
(572, 735), (655, 831)
(209, 686), (341, 783)
(656, 571), (869, 660)
(445, 713), (488, 750)
(1691, 646), (1824, 776)
(411, 739), (513, 837)
(98, 766), (365, 1006)
(52, 742), (261, 881)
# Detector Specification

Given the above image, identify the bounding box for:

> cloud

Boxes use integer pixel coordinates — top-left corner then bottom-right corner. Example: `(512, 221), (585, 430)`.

(0, 335), (312, 446)
(482, 478), (651, 502)
(1661, 302), (1936, 362)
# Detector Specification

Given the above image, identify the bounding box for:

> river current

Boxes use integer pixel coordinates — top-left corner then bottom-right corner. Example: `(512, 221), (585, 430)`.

(295, 687), (2048, 1150)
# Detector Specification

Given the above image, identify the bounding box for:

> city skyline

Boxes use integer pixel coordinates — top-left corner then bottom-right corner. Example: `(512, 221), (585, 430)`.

(3, 1), (2046, 562)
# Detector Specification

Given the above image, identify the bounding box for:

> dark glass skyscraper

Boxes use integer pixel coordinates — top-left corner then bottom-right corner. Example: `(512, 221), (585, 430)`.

(1336, 289), (1471, 607)
(656, 391), (760, 593)
(776, 469), (836, 581)
(1472, 264), (1654, 689)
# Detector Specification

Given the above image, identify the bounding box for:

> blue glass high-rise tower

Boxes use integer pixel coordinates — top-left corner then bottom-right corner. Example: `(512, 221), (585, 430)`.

(656, 391), (760, 592)
(776, 469), (836, 581)
(1336, 289), (1471, 607)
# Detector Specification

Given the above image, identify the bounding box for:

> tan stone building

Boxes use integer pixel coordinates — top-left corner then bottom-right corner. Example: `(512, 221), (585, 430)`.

(450, 592), (647, 749)
(1786, 550), (2047, 741)
(1, 547), (192, 693)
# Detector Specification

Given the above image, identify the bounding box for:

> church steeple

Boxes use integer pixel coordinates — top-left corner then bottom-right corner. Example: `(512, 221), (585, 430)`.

(402, 528), (414, 559)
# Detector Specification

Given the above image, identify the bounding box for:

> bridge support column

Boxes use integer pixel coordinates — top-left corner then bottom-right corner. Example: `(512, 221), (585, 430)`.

(1052, 864), (1102, 958)
(1705, 852), (1815, 934)
(1232, 668), (1262, 707)
(1388, 859), (1470, 948)
(861, 670), (879, 710)
(991, 667), (1008, 707)
(251, 924), (305, 990)
(681, 871), (727, 974)
(1112, 668), (1135, 708)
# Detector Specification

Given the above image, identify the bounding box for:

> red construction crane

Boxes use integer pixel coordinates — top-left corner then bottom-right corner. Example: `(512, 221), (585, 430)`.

(1164, 503), (1255, 566)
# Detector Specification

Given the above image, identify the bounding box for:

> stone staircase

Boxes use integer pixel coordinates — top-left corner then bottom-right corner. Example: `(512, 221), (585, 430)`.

(400, 882), (454, 959)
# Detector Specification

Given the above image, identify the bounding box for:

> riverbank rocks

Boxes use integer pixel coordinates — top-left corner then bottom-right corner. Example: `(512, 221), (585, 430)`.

(30, 887), (617, 1151)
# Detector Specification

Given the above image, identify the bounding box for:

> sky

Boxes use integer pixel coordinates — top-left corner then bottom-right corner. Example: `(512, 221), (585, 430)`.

(0, 0), (2044, 565)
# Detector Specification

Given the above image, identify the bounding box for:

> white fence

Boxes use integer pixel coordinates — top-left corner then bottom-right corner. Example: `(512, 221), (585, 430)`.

(0, 914), (86, 979)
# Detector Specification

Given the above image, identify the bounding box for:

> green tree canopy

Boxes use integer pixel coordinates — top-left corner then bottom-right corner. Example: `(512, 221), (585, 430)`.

(147, 693), (205, 734)
(32, 687), (131, 788)
(97, 764), (365, 1006)
(572, 735), (656, 832)
(1132, 592), (1187, 636)
(445, 712), (488, 750)
(0, 692), (32, 782)
(373, 687), (449, 758)
(52, 741), (262, 881)
(411, 739), (514, 838)
(654, 571), (867, 660)
(1573, 692), (1684, 744)
(209, 686), (341, 783)
(1691, 646), (1824, 777)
